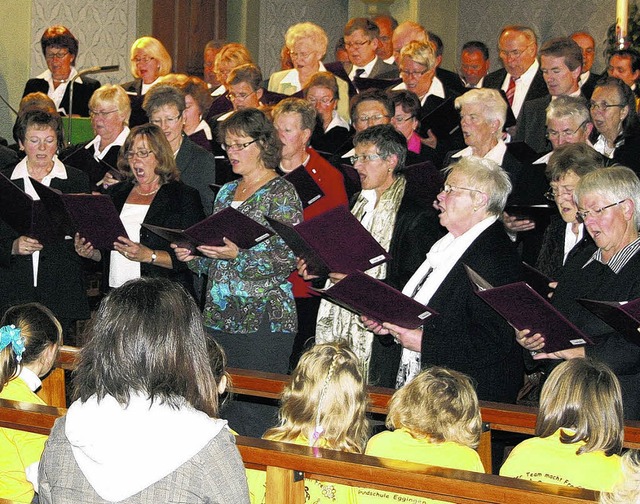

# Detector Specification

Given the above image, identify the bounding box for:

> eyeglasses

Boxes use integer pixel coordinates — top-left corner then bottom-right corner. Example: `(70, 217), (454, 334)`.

(575, 199), (627, 223)
(125, 149), (153, 159)
(344, 39), (371, 49)
(350, 153), (384, 164)
(150, 114), (183, 127)
(589, 101), (625, 111)
(400, 68), (428, 78)
(90, 109), (119, 118)
(546, 120), (587, 140)
(221, 139), (257, 152)
(544, 185), (575, 201)
(307, 97), (335, 105)
(229, 90), (257, 101)
(289, 51), (312, 60)
(45, 50), (70, 60)
(498, 44), (533, 59)
(132, 56), (155, 64)
(354, 113), (389, 124)
(440, 184), (483, 195)
(392, 115), (415, 124)
(379, 36), (391, 43)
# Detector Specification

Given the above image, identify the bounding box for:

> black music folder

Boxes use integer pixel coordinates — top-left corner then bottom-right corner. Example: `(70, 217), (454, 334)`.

(31, 178), (128, 250)
(313, 271), (437, 329)
(578, 298), (640, 346)
(418, 97), (460, 139)
(504, 203), (556, 226)
(0, 173), (58, 242)
(464, 265), (593, 354)
(143, 207), (273, 251)
(521, 262), (555, 298)
(353, 76), (402, 92)
(283, 166), (325, 208)
(266, 205), (390, 277)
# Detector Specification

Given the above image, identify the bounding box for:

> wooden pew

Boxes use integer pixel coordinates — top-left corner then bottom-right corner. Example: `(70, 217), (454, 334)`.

(46, 346), (640, 472)
(0, 398), (598, 503)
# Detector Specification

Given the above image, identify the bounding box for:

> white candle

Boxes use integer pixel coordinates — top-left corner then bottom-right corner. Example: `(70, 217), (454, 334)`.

(617, 0), (629, 39)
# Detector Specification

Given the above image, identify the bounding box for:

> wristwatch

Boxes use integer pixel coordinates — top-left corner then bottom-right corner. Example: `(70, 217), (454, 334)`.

(150, 251), (158, 263)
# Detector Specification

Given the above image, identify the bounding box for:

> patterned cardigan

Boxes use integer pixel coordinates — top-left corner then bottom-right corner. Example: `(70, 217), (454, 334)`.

(189, 176), (303, 334)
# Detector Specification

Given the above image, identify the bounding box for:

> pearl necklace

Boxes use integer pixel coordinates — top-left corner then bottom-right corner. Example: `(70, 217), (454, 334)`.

(135, 185), (160, 196)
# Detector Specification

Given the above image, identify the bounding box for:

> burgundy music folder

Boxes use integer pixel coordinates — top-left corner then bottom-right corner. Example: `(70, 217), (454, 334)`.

(464, 265), (593, 354)
(31, 178), (128, 250)
(283, 166), (325, 208)
(266, 205), (390, 277)
(578, 298), (640, 346)
(143, 206), (273, 251)
(313, 271), (437, 329)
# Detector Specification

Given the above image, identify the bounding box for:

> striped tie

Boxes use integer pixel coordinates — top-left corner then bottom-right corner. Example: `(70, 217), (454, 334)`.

(506, 76), (516, 106)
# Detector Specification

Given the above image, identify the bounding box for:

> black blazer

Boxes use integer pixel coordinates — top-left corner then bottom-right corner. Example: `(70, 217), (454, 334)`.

(484, 68), (549, 118)
(369, 221), (524, 402)
(59, 141), (121, 188)
(121, 79), (149, 128)
(0, 165), (91, 322)
(23, 76), (100, 117)
(105, 180), (204, 293)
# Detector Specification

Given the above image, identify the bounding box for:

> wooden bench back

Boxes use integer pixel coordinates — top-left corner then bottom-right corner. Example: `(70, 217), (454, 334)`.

(0, 398), (598, 503)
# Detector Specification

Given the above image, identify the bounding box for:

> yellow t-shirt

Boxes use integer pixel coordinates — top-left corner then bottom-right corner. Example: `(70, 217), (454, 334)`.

(246, 434), (357, 504)
(0, 377), (49, 503)
(360, 428), (485, 504)
(499, 428), (623, 492)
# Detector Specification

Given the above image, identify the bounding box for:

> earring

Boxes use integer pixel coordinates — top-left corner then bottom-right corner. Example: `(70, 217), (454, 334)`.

(473, 207), (477, 212)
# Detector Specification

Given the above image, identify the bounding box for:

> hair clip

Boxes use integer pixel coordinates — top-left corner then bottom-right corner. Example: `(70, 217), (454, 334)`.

(0, 325), (25, 362)
(311, 353), (339, 446)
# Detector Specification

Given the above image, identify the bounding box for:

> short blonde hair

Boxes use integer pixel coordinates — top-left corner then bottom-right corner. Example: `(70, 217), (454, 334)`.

(600, 450), (640, 504)
(214, 43), (254, 75)
(264, 343), (370, 453)
(285, 22), (328, 58)
(89, 84), (131, 125)
(455, 88), (507, 135)
(129, 37), (172, 78)
(444, 157), (512, 216)
(400, 40), (436, 71)
(386, 367), (482, 449)
(537, 358), (623, 456)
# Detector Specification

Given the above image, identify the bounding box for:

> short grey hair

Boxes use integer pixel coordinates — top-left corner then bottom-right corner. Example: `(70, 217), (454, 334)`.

(574, 165), (640, 225)
(546, 95), (590, 125)
(454, 88), (507, 138)
(444, 156), (512, 215)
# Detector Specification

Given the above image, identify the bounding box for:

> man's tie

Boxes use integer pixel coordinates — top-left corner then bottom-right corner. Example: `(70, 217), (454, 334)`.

(506, 76), (516, 106)
(355, 68), (365, 79)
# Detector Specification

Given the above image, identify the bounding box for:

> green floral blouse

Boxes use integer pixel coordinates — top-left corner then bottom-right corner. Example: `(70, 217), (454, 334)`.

(189, 176), (303, 334)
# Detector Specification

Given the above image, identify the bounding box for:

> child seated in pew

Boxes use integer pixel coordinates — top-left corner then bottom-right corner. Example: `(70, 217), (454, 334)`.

(600, 449), (640, 504)
(0, 303), (62, 503)
(500, 358), (624, 492)
(361, 366), (485, 504)
(247, 343), (370, 503)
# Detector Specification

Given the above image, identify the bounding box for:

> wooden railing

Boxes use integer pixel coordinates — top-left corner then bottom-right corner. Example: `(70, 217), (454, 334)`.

(0, 398), (598, 504)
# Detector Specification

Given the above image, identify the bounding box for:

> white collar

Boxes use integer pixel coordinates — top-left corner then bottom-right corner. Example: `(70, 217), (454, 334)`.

(325, 110), (350, 131)
(513, 59), (539, 84)
(579, 71), (591, 87)
(37, 66), (83, 85)
(18, 366), (42, 392)
(452, 139), (507, 164)
(533, 151), (552, 164)
(350, 56), (378, 79)
(280, 62), (327, 90)
(192, 119), (213, 140)
(217, 110), (234, 122)
(140, 77), (161, 95)
(390, 76), (446, 103)
(383, 55), (395, 65)
(12, 155), (69, 193)
(86, 126), (130, 158)
(210, 84), (226, 97)
(341, 146), (355, 159)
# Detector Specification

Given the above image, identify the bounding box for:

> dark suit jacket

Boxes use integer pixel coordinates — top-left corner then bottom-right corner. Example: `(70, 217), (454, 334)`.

(23, 76), (100, 117)
(106, 180), (204, 293)
(0, 145), (19, 172)
(175, 136), (217, 215)
(0, 165), (91, 322)
(580, 71), (601, 101)
(514, 95), (553, 154)
(436, 67), (465, 94)
(369, 221), (524, 402)
(121, 79), (149, 127)
(484, 68), (549, 119)
(59, 141), (121, 188)
(344, 57), (399, 81)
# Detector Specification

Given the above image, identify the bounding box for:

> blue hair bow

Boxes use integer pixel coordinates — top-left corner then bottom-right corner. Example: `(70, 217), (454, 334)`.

(0, 325), (26, 362)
